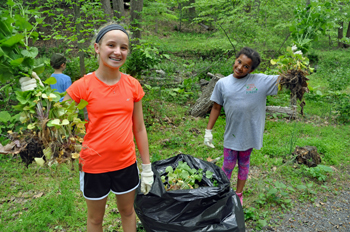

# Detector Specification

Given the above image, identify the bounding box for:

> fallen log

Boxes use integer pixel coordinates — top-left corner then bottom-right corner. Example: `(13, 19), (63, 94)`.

(266, 105), (297, 118)
(190, 73), (224, 117)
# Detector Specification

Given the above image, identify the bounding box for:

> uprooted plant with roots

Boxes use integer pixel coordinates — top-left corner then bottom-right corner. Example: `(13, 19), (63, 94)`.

(271, 46), (313, 115)
(0, 2), (87, 168)
(2, 77), (88, 168)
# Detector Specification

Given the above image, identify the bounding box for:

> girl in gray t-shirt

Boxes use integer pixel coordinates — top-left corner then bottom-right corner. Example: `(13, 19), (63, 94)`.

(204, 47), (280, 206)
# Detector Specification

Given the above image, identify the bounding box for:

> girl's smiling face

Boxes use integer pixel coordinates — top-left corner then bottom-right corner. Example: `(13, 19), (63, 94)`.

(233, 54), (253, 79)
(94, 30), (129, 70)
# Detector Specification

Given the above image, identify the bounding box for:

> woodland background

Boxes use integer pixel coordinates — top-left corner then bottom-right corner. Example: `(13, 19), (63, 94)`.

(0, 0), (350, 231)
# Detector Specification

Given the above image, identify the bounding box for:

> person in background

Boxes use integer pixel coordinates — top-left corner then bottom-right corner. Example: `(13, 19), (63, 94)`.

(50, 53), (72, 102)
(204, 47), (280, 207)
(62, 23), (153, 232)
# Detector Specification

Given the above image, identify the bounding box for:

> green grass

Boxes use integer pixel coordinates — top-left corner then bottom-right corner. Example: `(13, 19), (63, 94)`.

(146, 31), (234, 55)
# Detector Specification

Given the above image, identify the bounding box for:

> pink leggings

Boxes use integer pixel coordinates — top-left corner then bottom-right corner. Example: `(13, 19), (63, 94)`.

(222, 148), (253, 180)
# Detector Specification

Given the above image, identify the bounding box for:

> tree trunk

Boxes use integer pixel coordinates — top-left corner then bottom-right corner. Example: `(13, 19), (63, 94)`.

(345, 21), (350, 48)
(306, 0), (310, 6)
(130, 0), (144, 43)
(253, 0), (260, 23)
(346, 21), (350, 38)
(74, 0), (85, 77)
(178, 3), (182, 32)
(329, 35), (333, 46)
(338, 21), (344, 48)
(188, 0), (196, 21)
(112, 0), (124, 21)
(101, 0), (113, 21)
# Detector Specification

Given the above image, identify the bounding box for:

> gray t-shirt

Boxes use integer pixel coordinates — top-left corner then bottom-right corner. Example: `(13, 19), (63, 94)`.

(211, 73), (279, 150)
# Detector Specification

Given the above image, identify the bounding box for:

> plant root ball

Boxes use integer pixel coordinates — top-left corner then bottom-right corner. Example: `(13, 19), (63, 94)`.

(279, 69), (310, 115)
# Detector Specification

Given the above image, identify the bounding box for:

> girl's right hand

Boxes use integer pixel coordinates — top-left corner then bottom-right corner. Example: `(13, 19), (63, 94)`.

(204, 129), (215, 148)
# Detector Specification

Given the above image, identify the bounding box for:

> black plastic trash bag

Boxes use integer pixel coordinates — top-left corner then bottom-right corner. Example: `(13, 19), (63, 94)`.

(135, 154), (245, 232)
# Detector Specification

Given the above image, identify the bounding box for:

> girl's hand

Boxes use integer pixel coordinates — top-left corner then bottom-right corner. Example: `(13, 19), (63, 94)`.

(204, 129), (215, 148)
(141, 163), (154, 195)
(19, 72), (44, 91)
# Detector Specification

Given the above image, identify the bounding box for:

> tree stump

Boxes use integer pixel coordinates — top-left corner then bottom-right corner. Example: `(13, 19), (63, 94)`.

(293, 146), (321, 167)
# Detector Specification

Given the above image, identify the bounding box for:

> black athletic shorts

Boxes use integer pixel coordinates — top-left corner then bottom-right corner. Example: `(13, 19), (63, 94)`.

(79, 162), (140, 200)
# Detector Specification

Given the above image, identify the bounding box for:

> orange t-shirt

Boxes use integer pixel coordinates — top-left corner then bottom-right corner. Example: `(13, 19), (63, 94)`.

(67, 72), (145, 173)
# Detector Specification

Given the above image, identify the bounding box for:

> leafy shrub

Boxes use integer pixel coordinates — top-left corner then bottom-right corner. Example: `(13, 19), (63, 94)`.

(64, 56), (99, 82)
(326, 67), (350, 91)
(334, 94), (350, 124)
(304, 165), (334, 181)
(315, 51), (350, 91)
(85, 57), (99, 75)
(124, 41), (168, 77)
(256, 180), (294, 209)
(0, 111), (20, 145)
(0, 1), (45, 83)
(307, 51), (319, 64)
(64, 57), (82, 82)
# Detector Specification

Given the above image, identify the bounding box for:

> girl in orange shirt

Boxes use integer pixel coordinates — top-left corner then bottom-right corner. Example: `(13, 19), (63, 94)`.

(63, 24), (153, 232)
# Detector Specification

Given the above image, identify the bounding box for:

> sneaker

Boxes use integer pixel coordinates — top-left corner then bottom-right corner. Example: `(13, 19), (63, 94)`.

(236, 192), (243, 206)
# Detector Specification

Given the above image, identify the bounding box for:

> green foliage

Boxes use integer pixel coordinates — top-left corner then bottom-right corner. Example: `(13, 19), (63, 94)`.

(40, 0), (106, 54)
(0, 110), (20, 145)
(312, 50), (350, 92)
(142, 0), (173, 30)
(11, 77), (87, 164)
(244, 207), (260, 221)
(64, 56), (99, 81)
(270, 46), (312, 74)
(0, 83), (22, 145)
(161, 161), (216, 190)
(305, 90), (350, 124)
(327, 67), (350, 91)
(289, 1), (335, 53)
(296, 183), (317, 202)
(304, 165), (334, 182)
(125, 41), (168, 77)
(256, 180), (293, 209)
(0, 1), (350, 230)
(0, 0), (45, 83)
(333, 93), (350, 124)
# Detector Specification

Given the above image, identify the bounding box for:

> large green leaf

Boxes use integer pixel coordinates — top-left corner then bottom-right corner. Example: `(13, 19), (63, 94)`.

(31, 31), (39, 43)
(21, 47), (38, 58)
(15, 91), (31, 104)
(14, 14), (33, 31)
(33, 63), (45, 75)
(0, 47), (4, 57)
(0, 63), (13, 83)
(1, 34), (24, 47)
(77, 99), (88, 110)
(44, 77), (57, 85)
(10, 57), (24, 67)
(0, 20), (13, 38)
(0, 111), (11, 123)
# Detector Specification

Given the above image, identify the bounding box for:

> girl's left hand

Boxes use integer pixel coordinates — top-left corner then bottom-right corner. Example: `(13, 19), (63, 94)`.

(141, 163), (154, 194)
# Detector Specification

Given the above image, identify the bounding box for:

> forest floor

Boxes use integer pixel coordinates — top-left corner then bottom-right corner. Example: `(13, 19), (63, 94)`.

(245, 165), (350, 232)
